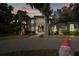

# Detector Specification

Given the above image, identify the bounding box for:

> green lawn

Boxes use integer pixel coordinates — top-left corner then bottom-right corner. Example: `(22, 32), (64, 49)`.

(0, 49), (58, 56)
(0, 49), (79, 56)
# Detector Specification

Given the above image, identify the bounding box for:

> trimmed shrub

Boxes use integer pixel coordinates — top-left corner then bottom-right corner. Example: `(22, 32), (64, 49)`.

(69, 31), (78, 35)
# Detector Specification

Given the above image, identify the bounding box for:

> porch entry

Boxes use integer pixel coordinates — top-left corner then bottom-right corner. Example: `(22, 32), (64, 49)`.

(38, 25), (44, 32)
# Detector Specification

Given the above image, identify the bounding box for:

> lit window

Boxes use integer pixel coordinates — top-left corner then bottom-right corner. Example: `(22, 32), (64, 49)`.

(52, 25), (57, 32)
(70, 24), (75, 31)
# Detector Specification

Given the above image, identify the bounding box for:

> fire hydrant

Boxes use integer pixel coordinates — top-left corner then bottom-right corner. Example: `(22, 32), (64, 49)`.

(59, 40), (74, 56)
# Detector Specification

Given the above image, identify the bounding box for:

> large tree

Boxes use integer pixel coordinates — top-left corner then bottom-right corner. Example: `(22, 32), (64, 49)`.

(58, 3), (79, 22)
(0, 3), (14, 34)
(54, 3), (75, 25)
(27, 3), (52, 35)
(0, 3), (13, 24)
(73, 3), (79, 20)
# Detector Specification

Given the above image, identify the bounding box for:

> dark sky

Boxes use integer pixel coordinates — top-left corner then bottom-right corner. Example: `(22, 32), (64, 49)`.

(8, 3), (67, 10)
(8, 3), (69, 17)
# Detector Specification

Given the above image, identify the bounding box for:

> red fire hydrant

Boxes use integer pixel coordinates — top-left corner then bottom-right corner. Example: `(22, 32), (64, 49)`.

(59, 40), (74, 56)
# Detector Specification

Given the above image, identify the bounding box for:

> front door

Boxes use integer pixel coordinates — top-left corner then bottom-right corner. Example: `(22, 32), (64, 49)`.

(38, 25), (44, 32)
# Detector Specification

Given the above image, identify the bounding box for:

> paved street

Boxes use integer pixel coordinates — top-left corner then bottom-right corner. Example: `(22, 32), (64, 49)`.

(0, 35), (79, 54)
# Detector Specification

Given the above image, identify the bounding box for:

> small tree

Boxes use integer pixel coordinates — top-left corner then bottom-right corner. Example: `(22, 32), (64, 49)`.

(14, 10), (30, 35)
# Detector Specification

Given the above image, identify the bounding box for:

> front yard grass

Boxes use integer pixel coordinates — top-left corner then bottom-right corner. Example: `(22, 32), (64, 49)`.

(0, 49), (79, 56)
(0, 49), (58, 56)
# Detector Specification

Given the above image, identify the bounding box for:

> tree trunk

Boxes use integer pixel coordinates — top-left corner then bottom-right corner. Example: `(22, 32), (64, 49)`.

(45, 15), (49, 36)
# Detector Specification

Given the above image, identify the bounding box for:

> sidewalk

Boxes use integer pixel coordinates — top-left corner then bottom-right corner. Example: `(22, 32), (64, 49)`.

(28, 32), (45, 39)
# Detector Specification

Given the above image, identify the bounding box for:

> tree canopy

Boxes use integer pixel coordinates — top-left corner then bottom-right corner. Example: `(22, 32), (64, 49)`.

(0, 3), (13, 24)
(53, 3), (79, 25)
(0, 3), (14, 34)
(27, 3), (52, 16)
